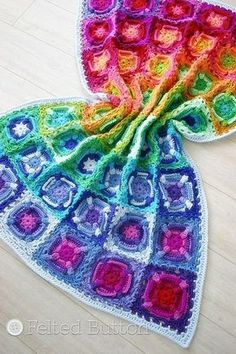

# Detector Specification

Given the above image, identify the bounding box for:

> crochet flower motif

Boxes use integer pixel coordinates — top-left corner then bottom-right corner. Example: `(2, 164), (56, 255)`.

(158, 134), (181, 163)
(0, 163), (18, 205)
(146, 54), (173, 80)
(158, 223), (192, 261)
(118, 50), (139, 74)
(7, 202), (48, 241)
(123, 0), (154, 13)
(91, 258), (133, 297)
(189, 72), (213, 96)
(199, 5), (234, 31)
(111, 213), (148, 251)
(48, 237), (85, 274)
(78, 153), (101, 174)
(87, 48), (111, 74)
(160, 0), (195, 22)
(153, 24), (183, 51)
(214, 45), (236, 78)
(212, 93), (236, 124)
(20, 147), (49, 177)
(142, 272), (189, 320)
(85, 18), (114, 46)
(188, 32), (217, 57)
(53, 130), (84, 155)
(72, 196), (111, 237)
(88, 0), (116, 13)
(45, 106), (75, 129)
(8, 116), (33, 140)
(128, 171), (154, 206)
(103, 165), (122, 195)
(159, 173), (194, 212)
(41, 175), (77, 209)
(117, 16), (150, 44)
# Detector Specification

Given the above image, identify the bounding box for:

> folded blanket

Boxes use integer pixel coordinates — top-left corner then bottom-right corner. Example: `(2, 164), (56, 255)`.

(0, 0), (235, 347)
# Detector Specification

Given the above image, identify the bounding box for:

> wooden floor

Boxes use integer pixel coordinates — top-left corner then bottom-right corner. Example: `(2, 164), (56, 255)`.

(0, 1), (236, 353)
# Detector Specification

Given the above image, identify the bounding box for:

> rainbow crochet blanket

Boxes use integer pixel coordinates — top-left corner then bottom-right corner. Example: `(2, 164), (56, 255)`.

(0, 0), (236, 347)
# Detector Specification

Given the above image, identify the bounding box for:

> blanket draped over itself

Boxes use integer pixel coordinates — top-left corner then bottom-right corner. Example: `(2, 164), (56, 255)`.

(0, 0), (236, 347)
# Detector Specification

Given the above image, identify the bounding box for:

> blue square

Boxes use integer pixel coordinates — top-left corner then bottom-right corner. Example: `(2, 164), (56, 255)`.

(81, 251), (145, 310)
(151, 216), (201, 270)
(0, 156), (24, 212)
(158, 167), (200, 217)
(33, 221), (101, 287)
(68, 191), (115, 245)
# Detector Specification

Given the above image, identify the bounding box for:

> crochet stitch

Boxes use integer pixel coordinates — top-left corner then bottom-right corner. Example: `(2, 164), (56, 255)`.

(0, 0), (236, 348)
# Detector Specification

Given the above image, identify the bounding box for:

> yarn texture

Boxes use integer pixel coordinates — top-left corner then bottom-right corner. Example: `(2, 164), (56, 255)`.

(0, 0), (236, 347)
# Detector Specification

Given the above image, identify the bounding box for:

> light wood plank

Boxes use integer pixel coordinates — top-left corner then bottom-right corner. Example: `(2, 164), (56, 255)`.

(202, 250), (236, 337)
(185, 139), (236, 199)
(0, 21), (89, 99)
(0, 66), (53, 112)
(0, 0), (34, 25)
(205, 184), (236, 264)
(0, 324), (35, 354)
(229, 135), (236, 144)
(75, 305), (236, 354)
(222, 0), (236, 7)
(15, 0), (75, 57)
(47, 0), (77, 13)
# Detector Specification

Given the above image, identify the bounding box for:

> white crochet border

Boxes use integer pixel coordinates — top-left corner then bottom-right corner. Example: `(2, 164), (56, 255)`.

(0, 98), (207, 348)
(75, 0), (236, 143)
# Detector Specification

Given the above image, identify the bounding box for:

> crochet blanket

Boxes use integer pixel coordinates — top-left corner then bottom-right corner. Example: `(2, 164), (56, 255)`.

(0, 0), (236, 347)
